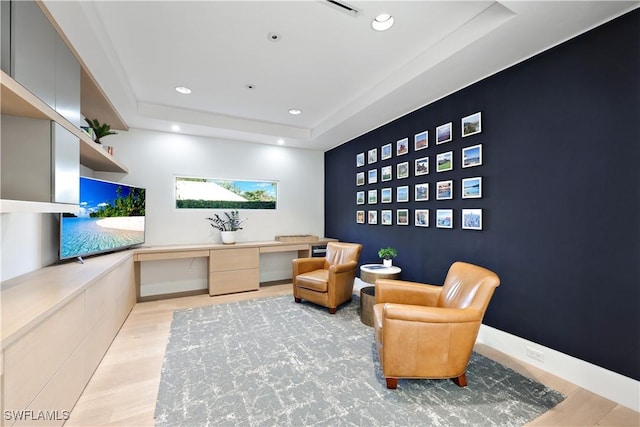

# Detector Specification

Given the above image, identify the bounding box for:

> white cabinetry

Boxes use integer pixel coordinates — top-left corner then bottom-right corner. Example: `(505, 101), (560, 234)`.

(1, 117), (79, 206)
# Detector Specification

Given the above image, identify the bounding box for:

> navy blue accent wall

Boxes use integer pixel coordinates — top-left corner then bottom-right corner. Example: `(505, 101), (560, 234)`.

(325, 10), (639, 380)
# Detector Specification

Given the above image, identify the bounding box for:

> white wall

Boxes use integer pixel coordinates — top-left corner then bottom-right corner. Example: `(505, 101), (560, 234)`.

(1, 128), (325, 290)
(95, 128), (325, 296)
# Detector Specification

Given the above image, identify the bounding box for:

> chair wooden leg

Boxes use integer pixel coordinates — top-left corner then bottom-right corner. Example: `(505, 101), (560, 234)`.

(452, 373), (467, 387)
(294, 297), (301, 303)
(329, 307), (337, 314)
(385, 378), (398, 389)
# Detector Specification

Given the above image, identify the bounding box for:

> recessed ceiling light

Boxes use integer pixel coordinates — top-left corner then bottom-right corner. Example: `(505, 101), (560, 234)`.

(372, 14), (394, 31)
(175, 86), (192, 94)
(277, 139), (284, 145)
(171, 125), (180, 132)
(288, 109), (302, 115)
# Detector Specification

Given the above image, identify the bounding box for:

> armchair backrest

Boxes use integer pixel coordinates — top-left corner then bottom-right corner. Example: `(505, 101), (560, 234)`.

(324, 242), (362, 268)
(438, 261), (500, 315)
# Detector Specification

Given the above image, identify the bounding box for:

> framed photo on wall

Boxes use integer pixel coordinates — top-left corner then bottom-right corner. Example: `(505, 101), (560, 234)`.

(462, 177), (482, 199)
(368, 210), (378, 225)
(356, 191), (365, 205)
(436, 122), (452, 144)
(461, 112), (482, 137)
(381, 210), (393, 225)
(368, 148), (377, 164)
(415, 157), (429, 176)
(462, 144), (482, 168)
(356, 210), (365, 224)
(414, 131), (428, 151)
(397, 186), (409, 202)
(356, 153), (365, 167)
(396, 138), (409, 156)
(356, 172), (365, 186)
(381, 187), (392, 203)
(436, 209), (453, 228)
(436, 151), (453, 172)
(436, 180), (453, 200)
(368, 169), (377, 184)
(415, 209), (429, 227)
(462, 208), (483, 230)
(415, 183), (429, 201)
(381, 143), (392, 160)
(397, 162), (409, 179)
(397, 209), (409, 225)
(368, 189), (377, 204)
(381, 165), (392, 182)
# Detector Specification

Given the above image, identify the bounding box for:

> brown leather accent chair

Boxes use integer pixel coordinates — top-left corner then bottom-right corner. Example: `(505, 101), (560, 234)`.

(292, 242), (362, 314)
(373, 261), (500, 389)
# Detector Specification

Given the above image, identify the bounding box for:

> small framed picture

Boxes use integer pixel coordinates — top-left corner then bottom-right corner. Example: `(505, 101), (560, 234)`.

(356, 210), (365, 224)
(415, 183), (429, 201)
(462, 177), (482, 199)
(397, 186), (409, 202)
(368, 148), (377, 164)
(436, 209), (453, 229)
(397, 209), (409, 225)
(462, 208), (482, 230)
(462, 112), (482, 137)
(368, 189), (377, 204)
(415, 209), (429, 227)
(415, 156), (429, 176)
(368, 210), (378, 225)
(381, 210), (393, 225)
(381, 143), (392, 160)
(356, 191), (365, 205)
(436, 180), (453, 200)
(381, 165), (392, 182)
(436, 122), (452, 144)
(397, 162), (409, 179)
(356, 152), (365, 167)
(396, 138), (409, 156)
(414, 131), (428, 151)
(436, 151), (453, 172)
(356, 172), (365, 186)
(381, 187), (392, 203)
(462, 144), (482, 168)
(368, 169), (377, 184)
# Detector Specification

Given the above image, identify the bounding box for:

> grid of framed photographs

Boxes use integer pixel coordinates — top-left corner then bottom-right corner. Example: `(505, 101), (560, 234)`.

(355, 111), (485, 230)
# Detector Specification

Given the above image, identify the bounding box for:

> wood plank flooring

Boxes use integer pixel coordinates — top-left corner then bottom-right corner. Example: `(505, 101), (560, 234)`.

(66, 284), (639, 426)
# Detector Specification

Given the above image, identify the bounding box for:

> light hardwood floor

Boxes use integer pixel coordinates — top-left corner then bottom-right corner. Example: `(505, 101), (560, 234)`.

(66, 284), (639, 426)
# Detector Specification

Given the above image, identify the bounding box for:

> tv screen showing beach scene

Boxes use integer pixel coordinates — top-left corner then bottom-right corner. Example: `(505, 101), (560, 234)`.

(60, 177), (146, 260)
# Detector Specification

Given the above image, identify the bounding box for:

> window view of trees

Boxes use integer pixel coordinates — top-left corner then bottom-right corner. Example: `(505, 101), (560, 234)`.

(175, 177), (277, 209)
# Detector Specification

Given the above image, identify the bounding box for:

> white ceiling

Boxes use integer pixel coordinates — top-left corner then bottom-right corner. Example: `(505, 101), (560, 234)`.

(44, 1), (638, 151)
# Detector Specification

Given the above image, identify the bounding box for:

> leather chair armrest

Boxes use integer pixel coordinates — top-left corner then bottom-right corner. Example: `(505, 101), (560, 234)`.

(293, 257), (326, 276)
(328, 260), (358, 274)
(383, 303), (481, 323)
(375, 279), (441, 306)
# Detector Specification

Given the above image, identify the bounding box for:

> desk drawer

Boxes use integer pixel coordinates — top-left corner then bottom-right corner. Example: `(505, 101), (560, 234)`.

(209, 269), (259, 296)
(209, 248), (259, 272)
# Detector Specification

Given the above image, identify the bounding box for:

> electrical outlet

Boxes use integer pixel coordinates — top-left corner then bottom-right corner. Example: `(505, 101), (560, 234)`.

(526, 346), (545, 362)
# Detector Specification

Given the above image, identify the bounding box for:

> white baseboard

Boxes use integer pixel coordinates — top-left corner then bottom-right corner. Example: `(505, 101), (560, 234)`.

(478, 324), (640, 412)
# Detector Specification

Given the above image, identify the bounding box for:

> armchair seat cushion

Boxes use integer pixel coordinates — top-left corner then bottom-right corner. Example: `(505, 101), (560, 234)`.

(295, 270), (329, 292)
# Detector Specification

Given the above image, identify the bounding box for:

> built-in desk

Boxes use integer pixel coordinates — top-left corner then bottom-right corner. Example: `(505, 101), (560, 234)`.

(133, 240), (334, 300)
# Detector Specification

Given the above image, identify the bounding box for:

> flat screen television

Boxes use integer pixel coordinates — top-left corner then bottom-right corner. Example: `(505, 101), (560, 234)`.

(60, 177), (146, 261)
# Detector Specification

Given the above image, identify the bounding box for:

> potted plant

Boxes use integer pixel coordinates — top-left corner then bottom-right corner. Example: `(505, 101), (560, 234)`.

(206, 210), (246, 244)
(378, 246), (398, 267)
(84, 117), (117, 144)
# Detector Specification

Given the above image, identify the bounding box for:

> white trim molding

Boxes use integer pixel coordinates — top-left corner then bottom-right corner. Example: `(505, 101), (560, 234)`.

(478, 324), (640, 412)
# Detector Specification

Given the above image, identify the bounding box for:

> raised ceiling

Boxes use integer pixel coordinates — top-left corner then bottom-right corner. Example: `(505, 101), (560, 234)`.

(43, 1), (638, 151)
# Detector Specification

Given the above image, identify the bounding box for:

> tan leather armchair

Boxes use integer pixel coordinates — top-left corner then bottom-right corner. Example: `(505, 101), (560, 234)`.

(292, 242), (362, 314)
(373, 261), (500, 389)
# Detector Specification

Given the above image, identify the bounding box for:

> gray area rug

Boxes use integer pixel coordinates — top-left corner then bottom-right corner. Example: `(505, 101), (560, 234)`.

(155, 295), (565, 426)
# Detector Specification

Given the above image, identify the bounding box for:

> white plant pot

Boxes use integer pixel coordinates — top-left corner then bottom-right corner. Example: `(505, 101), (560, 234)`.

(220, 231), (237, 245)
(383, 258), (392, 268)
